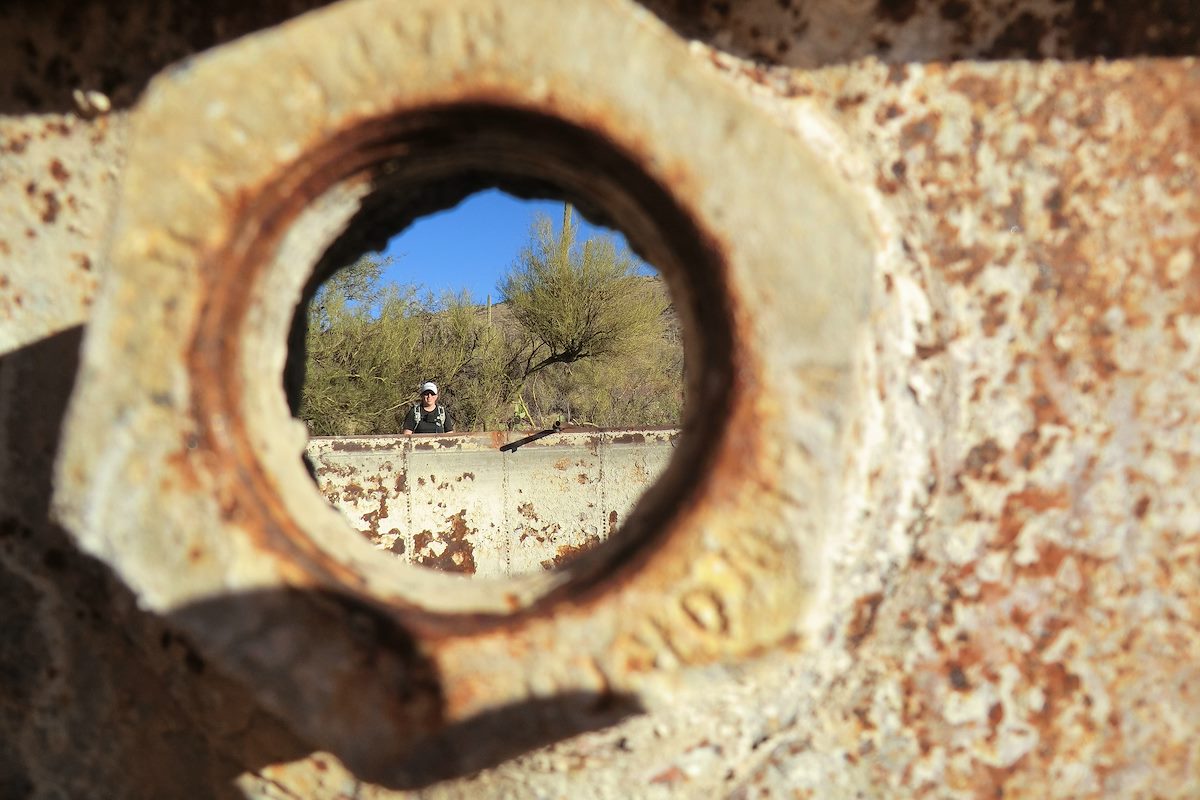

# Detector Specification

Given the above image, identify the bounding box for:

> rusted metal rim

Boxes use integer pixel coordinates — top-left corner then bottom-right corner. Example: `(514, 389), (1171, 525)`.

(190, 102), (743, 631)
(54, 0), (876, 775)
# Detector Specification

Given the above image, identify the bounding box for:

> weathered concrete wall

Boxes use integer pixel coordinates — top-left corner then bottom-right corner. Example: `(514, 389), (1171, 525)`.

(2, 1), (1199, 799)
(307, 430), (676, 577)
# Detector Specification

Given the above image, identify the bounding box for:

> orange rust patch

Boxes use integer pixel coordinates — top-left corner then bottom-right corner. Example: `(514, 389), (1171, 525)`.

(847, 592), (884, 649)
(994, 487), (1070, 548)
(649, 766), (686, 786)
(413, 510), (476, 574)
(1133, 495), (1150, 519)
(541, 533), (602, 570)
(962, 438), (1002, 479)
(40, 190), (60, 223)
(360, 493), (388, 539)
(980, 293), (1009, 337)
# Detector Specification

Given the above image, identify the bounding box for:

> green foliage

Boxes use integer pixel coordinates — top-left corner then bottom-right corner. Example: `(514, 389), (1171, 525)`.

(298, 206), (683, 435)
(299, 256), (420, 435)
(499, 206), (666, 374)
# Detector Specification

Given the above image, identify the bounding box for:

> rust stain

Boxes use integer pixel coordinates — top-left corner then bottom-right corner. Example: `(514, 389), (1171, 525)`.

(360, 492), (388, 539)
(961, 438), (1001, 480)
(540, 533), (602, 570)
(995, 487), (1070, 548)
(847, 592), (884, 649)
(649, 766), (687, 785)
(40, 190), (60, 224)
(413, 510), (477, 574)
(518, 528), (546, 544)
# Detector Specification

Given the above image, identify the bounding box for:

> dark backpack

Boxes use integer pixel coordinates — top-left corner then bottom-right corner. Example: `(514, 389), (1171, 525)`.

(411, 403), (446, 433)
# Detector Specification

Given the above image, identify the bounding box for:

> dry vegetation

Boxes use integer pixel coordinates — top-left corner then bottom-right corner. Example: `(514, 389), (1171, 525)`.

(298, 207), (683, 434)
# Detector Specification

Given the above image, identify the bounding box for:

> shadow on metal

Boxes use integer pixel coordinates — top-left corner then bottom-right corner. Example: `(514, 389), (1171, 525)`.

(4, 0), (1197, 117)
(170, 588), (643, 788)
(0, 329), (314, 798)
(377, 690), (642, 788)
(499, 421), (563, 453)
(0, 330), (638, 791)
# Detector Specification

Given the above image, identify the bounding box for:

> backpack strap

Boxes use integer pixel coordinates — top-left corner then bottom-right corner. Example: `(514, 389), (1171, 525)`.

(413, 403), (447, 432)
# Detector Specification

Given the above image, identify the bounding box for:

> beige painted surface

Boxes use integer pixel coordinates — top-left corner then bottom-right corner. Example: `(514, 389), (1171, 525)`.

(307, 430), (677, 577)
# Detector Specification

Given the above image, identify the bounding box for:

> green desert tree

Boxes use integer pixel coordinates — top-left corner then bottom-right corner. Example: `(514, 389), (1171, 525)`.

(299, 255), (424, 435)
(496, 204), (669, 419)
(298, 205), (680, 435)
(300, 257), (506, 435)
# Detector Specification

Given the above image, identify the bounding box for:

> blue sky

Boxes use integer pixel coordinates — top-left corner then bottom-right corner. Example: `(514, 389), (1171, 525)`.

(375, 188), (651, 302)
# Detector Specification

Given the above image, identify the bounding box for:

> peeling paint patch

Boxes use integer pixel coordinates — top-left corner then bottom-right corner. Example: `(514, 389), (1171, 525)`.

(413, 510), (477, 574)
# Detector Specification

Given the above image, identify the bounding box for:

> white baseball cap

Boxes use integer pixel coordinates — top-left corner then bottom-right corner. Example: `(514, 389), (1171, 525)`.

(420, 382), (438, 394)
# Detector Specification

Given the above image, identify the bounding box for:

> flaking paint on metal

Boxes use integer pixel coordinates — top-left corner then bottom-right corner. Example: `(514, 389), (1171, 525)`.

(309, 431), (677, 577)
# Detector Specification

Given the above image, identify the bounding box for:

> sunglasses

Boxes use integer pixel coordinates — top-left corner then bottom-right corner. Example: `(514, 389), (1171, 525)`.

(421, 390), (437, 396)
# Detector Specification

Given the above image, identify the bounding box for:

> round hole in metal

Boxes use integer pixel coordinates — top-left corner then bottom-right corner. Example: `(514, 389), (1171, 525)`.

(189, 104), (740, 626)
(293, 191), (686, 579)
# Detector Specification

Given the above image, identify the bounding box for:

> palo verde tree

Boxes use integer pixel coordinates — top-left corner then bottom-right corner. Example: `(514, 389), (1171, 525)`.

(496, 204), (669, 417)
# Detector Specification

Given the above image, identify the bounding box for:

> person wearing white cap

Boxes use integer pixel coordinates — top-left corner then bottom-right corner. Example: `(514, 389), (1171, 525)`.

(403, 381), (453, 434)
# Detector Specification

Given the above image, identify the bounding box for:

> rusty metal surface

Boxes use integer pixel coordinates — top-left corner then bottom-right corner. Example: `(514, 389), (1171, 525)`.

(0, 112), (118, 351)
(1, 0), (1198, 798)
(48, 0), (873, 787)
(0, 1), (340, 353)
(718, 57), (1200, 799)
(309, 429), (677, 578)
(640, 0), (1200, 64)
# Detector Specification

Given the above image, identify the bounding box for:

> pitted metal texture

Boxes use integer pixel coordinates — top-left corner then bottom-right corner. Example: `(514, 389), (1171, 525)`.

(48, 0), (875, 785)
(1, 0), (1198, 798)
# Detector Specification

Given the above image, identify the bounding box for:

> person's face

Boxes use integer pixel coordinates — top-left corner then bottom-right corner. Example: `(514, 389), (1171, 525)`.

(422, 389), (437, 408)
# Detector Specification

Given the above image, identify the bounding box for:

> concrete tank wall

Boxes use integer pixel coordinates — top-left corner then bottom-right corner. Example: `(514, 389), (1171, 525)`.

(307, 429), (678, 577)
